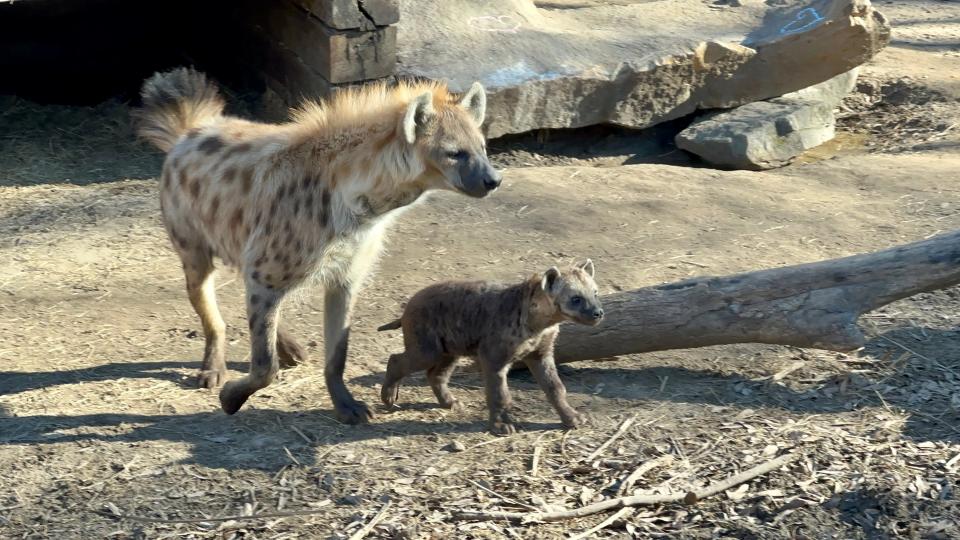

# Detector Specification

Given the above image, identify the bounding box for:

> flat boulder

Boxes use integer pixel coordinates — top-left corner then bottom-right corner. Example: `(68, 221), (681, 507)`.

(675, 69), (859, 170)
(396, 0), (889, 138)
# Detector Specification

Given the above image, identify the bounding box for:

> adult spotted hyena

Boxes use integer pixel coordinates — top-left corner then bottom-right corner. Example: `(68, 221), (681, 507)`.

(134, 68), (501, 423)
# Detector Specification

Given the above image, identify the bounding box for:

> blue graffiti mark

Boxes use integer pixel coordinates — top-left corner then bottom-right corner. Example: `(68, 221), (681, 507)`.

(779, 7), (825, 35)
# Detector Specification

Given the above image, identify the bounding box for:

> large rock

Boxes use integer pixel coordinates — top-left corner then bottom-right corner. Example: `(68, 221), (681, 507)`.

(396, 0), (889, 138)
(675, 97), (835, 170)
(675, 69), (858, 170)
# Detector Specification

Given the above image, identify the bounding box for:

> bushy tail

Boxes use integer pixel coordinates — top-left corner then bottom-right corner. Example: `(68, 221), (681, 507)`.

(133, 67), (225, 152)
(377, 319), (402, 332)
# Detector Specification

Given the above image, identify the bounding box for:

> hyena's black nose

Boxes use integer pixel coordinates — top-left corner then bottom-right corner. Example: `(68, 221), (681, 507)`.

(592, 308), (604, 320)
(484, 170), (502, 191)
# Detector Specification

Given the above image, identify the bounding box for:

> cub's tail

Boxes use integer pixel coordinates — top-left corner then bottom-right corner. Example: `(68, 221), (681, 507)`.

(377, 319), (402, 332)
(133, 67), (225, 152)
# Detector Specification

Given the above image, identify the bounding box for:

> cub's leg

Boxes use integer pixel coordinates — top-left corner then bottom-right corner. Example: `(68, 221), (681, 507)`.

(277, 325), (308, 368)
(381, 352), (410, 407)
(479, 349), (516, 435)
(427, 356), (461, 410)
(524, 349), (585, 429)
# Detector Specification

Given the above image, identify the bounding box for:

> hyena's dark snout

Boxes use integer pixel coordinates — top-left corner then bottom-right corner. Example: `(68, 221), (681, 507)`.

(483, 168), (502, 191)
(459, 157), (502, 197)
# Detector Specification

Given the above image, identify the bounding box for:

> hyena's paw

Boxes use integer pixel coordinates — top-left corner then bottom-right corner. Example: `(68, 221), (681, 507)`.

(560, 411), (587, 429)
(335, 398), (374, 425)
(198, 369), (227, 389)
(277, 333), (308, 369)
(219, 380), (253, 415)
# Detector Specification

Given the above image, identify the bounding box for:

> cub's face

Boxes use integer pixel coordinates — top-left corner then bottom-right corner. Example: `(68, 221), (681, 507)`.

(542, 260), (604, 326)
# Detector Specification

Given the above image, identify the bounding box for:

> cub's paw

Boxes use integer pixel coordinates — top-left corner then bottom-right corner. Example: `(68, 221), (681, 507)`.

(489, 420), (518, 436)
(561, 411), (587, 429)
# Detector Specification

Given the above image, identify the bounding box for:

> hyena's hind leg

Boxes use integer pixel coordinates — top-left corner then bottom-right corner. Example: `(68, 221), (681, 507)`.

(177, 243), (228, 389)
(277, 325), (308, 368)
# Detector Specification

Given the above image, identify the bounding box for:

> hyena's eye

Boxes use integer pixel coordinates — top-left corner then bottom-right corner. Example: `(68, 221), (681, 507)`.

(570, 296), (583, 307)
(446, 150), (469, 161)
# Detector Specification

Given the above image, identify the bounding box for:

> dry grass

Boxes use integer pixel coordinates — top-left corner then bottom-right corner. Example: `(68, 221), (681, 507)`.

(1, 63), (960, 538)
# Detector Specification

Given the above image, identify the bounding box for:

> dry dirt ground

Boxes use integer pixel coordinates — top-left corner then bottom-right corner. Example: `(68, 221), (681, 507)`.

(2, 2), (960, 539)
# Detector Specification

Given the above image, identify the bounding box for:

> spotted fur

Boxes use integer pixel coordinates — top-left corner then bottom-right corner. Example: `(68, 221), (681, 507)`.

(135, 67), (501, 423)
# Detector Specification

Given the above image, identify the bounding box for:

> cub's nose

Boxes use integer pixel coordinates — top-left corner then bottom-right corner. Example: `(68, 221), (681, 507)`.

(592, 308), (604, 321)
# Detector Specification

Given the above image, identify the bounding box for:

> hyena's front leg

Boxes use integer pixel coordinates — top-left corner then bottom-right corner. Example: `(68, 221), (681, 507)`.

(219, 277), (285, 414)
(324, 282), (374, 424)
(178, 246), (227, 389)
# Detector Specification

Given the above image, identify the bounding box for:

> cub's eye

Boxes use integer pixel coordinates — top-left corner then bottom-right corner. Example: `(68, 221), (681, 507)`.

(446, 150), (469, 160)
(570, 296), (583, 306)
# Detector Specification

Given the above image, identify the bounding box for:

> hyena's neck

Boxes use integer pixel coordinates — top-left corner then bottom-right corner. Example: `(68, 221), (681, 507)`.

(519, 277), (562, 336)
(324, 136), (435, 227)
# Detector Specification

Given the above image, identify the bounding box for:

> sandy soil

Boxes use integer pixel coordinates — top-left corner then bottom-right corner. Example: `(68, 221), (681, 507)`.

(1, 1), (960, 538)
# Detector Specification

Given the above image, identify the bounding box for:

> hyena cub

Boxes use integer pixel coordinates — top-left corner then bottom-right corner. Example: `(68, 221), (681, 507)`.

(378, 260), (604, 435)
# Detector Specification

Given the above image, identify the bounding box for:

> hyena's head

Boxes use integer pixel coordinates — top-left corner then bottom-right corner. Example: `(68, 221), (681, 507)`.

(401, 82), (502, 198)
(541, 259), (605, 326)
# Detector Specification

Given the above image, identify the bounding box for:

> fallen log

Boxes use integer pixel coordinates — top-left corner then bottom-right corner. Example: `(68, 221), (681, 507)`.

(553, 230), (960, 364)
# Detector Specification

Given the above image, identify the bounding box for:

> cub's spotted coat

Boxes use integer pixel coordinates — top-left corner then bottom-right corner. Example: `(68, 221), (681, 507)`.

(378, 260), (604, 434)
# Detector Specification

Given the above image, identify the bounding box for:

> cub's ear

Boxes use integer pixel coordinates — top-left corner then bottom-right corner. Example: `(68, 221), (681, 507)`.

(402, 91), (435, 144)
(458, 82), (486, 126)
(541, 266), (561, 295)
(577, 258), (595, 278)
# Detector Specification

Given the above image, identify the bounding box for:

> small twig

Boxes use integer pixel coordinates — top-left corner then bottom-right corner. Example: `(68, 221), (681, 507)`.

(284, 446), (302, 466)
(93, 502), (333, 524)
(880, 335), (958, 377)
(468, 480), (539, 511)
(770, 361), (805, 382)
(584, 414), (638, 463)
(455, 453), (798, 522)
(530, 440), (544, 476)
(682, 453), (797, 504)
(617, 454), (674, 495)
(469, 434), (516, 450)
(291, 425), (313, 445)
(567, 507), (634, 540)
(347, 500), (392, 540)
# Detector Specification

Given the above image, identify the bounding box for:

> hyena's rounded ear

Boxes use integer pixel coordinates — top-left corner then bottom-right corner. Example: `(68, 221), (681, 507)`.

(541, 266), (561, 295)
(402, 91), (435, 144)
(458, 82), (486, 126)
(577, 259), (595, 278)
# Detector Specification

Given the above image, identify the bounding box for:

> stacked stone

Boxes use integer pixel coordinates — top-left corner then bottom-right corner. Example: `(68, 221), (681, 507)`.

(243, 0), (398, 103)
